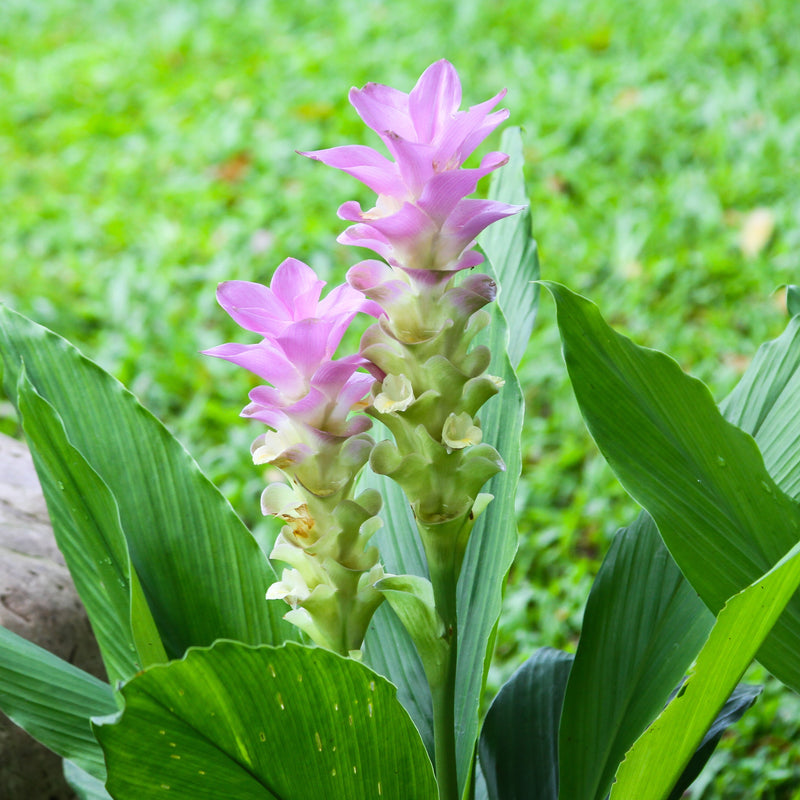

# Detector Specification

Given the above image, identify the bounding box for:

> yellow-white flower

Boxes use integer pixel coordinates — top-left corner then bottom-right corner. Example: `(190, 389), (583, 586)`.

(442, 412), (482, 450)
(373, 374), (415, 413)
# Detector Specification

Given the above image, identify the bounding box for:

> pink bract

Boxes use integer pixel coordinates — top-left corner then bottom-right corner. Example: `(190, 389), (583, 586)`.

(203, 258), (378, 442)
(301, 59), (523, 274)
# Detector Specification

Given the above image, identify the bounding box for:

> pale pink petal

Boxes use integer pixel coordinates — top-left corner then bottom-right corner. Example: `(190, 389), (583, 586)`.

(270, 258), (324, 318)
(317, 281), (374, 319)
(416, 152), (509, 223)
(311, 356), (370, 400)
(347, 260), (411, 307)
(216, 281), (289, 336)
(433, 92), (508, 165)
(408, 59), (462, 143)
(340, 415), (373, 436)
(205, 342), (307, 395)
(443, 198), (524, 244)
(241, 402), (289, 428)
(247, 384), (287, 410)
(346, 259), (395, 288)
(277, 318), (336, 373)
(458, 105), (510, 163)
(336, 372), (375, 408)
(283, 386), (329, 422)
(349, 83), (414, 141)
(300, 145), (406, 196)
(382, 135), (435, 196)
(453, 250), (486, 270)
(337, 224), (394, 263)
(356, 201), (434, 241)
(445, 274), (498, 315)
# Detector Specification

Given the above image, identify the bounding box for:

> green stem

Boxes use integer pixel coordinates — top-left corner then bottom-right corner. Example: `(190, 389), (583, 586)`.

(428, 557), (460, 800)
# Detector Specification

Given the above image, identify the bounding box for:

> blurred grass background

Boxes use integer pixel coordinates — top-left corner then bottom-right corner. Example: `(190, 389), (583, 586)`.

(2, 0), (799, 795)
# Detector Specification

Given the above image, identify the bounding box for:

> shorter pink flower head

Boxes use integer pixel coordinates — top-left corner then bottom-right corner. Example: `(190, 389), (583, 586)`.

(301, 60), (523, 276)
(204, 258), (379, 454)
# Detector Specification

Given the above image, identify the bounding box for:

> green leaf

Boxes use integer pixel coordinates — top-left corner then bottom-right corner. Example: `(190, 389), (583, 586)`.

(94, 641), (437, 800)
(478, 648), (573, 800)
(665, 683), (760, 800)
(17, 371), (166, 684)
(64, 760), (113, 800)
(376, 575), (448, 687)
(545, 283), (800, 692)
(456, 310), (523, 793)
(611, 539), (800, 800)
(0, 624), (116, 780)
(719, 315), (800, 501)
(480, 126), (540, 369)
(558, 513), (714, 800)
(786, 285), (800, 317)
(0, 306), (295, 657)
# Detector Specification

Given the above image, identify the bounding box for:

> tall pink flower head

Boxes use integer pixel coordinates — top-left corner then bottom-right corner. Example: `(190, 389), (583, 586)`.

(301, 60), (523, 277)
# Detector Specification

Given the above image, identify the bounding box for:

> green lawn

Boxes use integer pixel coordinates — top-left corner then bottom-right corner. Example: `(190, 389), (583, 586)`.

(2, 0), (799, 795)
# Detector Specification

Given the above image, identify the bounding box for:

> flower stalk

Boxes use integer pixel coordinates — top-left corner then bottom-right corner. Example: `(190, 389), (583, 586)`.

(204, 258), (385, 656)
(305, 59), (521, 795)
(210, 59), (519, 795)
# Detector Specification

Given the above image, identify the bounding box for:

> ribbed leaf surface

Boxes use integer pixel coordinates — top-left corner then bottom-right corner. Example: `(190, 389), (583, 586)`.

(94, 641), (437, 800)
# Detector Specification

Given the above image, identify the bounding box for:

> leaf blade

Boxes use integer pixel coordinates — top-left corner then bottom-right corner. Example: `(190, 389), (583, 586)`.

(545, 282), (800, 692)
(479, 648), (573, 800)
(94, 641), (438, 800)
(611, 539), (800, 800)
(0, 307), (295, 657)
(0, 624), (115, 780)
(16, 371), (166, 683)
(558, 513), (714, 800)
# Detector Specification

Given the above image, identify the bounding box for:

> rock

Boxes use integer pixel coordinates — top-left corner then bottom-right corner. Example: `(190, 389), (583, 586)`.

(0, 432), (106, 800)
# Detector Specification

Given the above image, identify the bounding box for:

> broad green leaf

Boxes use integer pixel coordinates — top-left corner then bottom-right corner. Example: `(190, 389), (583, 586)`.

(17, 372), (166, 684)
(480, 126), (540, 368)
(479, 648), (573, 800)
(719, 315), (800, 501)
(0, 307), (295, 657)
(64, 760), (113, 800)
(0, 625), (116, 780)
(545, 283), (800, 692)
(558, 513), (714, 800)
(664, 684), (760, 800)
(611, 539), (800, 800)
(94, 641), (437, 800)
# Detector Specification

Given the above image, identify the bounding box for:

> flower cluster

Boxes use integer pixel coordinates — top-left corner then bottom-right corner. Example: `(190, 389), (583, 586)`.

(209, 59), (518, 657)
(204, 258), (385, 655)
(303, 59), (521, 279)
(305, 60), (521, 585)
